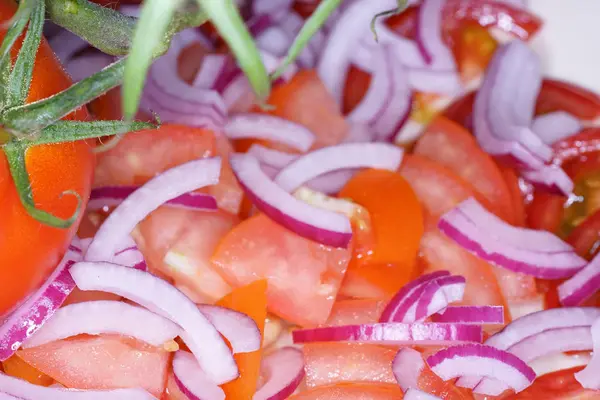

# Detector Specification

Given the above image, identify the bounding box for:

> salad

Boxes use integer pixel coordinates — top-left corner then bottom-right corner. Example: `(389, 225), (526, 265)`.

(2, 0), (600, 398)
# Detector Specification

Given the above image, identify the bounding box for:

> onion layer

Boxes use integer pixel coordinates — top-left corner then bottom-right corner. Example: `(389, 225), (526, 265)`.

(172, 351), (225, 400)
(253, 347), (305, 400)
(575, 317), (600, 389)
(392, 347), (425, 391)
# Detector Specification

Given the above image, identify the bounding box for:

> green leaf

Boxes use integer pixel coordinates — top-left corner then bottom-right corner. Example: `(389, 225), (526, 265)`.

(6, 0), (44, 107)
(3, 141), (82, 229)
(198, 0), (270, 102)
(122, 0), (180, 120)
(21, 120), (156, 146)
(271, 0), (342, 80)
(2, 58), (126, 135)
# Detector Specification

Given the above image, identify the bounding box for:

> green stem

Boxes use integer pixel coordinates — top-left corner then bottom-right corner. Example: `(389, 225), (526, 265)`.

(2, 58), (126, 135)
(22, 120), (155, 146)
(6, 0), (44, 107)
(271, 0), (342, 81)
(45, 0), (207, 56)
(370, 0), (408, 42)
(3, 142), (82, 229)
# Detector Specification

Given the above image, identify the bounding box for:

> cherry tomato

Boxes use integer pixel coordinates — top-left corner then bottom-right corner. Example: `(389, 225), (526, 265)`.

(0, 1), (94, 316)
(211, 214), (352, 327)
(338, 169), (424, 297)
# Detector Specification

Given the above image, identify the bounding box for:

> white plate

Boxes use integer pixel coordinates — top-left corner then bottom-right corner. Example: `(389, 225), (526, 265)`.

(529, 0), (600, 94)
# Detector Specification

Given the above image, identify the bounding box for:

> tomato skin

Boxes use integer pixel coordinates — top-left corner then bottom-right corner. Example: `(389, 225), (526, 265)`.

(0, 0), (93, 317)
(507, 367), (598, 399)
(536, 79), (600, 121)
(567, 209), (600, 260)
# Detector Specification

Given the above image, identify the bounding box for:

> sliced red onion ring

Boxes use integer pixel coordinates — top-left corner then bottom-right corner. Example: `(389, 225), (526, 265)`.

(0, 373), (156, 400)
(427, 344), (535, 393)
(292, 322), (482, 345)
(224, 113), (315, 152)
(456, 307), (600, 389)
(192, 54), (229, 88)
(88, 186), (218, 212)
(253, 347), (305, 400)
(253, 0), (293, 16)
(416, 0), (456, 69)
(247, 144), (298, 169)
(532, 111), (582, 144)
(69, 262), (238, 384)
(432, 306), (505, 325)
(0, 245), (80, 361)
(230, 153), (352, 248)
(48, 30), (88, 65)
(22, 300), (181, 349)
(404, 389), (442, 400)
(77, 236), (146, 271)
(379, 271), (451, 323)
(558, 252), (600, 306)
(457, 198), (573, 252)
(521, 165), (574, 196)
(0, 393), (19, 399)
(575, 317), (600, 389)
(438, 207), (586, 279)
(256, 26), (293, 57)
(274, 143), (403, 193)
(85, 157), (221, 263)
(392, 347), (425, 391)
(414, 276), (466, 321)
(172, 351), (225, 400)
(197, 305), (261, 353)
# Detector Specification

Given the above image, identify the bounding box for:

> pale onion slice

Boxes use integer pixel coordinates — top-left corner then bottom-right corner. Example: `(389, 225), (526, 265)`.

(253, 347), (305, 400)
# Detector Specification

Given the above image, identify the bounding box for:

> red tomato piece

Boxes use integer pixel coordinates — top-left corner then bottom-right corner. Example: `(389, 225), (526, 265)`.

(325, 299), (387, 326)
(303, 343), (397, 388)
(136, 207), (238, 303)
(211, 214), (352, 326)
(16, 336), (170, 398)
(526, 192), (566, 233)
(508, 367), (599, 399)
(567, 209), (600, 260)
(499, 166), (527, 227)
(537, 80), (600, 121)
(2, 355), (53, 387)
(414, 117), (514, 223)
(290, 383), (404, 400)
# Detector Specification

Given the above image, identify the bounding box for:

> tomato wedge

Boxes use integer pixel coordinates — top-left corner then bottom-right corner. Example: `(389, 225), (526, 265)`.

(566, 209), (600, 260)
(325, 299), (387, 326)
(339, 169), (424, 297)
(290, 383), (404, 400)
(17, 336), (170, 397)
(536, 79), (600, 121)
(217, 280), (268, 400)
(414, 117), (514, 223)
(211, 214), (352, 326)
(508, 367), (598, 399)
(499, 166), (527, 227)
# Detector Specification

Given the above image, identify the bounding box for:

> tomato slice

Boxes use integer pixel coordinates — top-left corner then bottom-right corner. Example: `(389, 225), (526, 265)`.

(290, 383), (405, 400)
(508, 367), (599, 399)
(2, 355), (53, 387)
(217, 280), (268, 400)
(17, 336), (170, 397)
(566, 209), (600, 260)
(303, 343), (397, 388)
(338, 169), (424, 297)
(265, 70), (349, 148)
(211, 214), (352, 326)
(325, 299), (387, 326)
(414, 117), (514, 223)
(536, 79), (600, 121)
(499, 166), (527, 227)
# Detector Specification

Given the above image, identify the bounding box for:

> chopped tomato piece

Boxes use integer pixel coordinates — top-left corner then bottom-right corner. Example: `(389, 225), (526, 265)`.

(567, 209), (600, 260)
(499, 166), (527, 227)
(137, 207), (238, 302)
(17, 335), (170, 398)
(2, 355), (53, 387)
(508, 367), (599, 399)
(325, 299), (387, 326)
(303, 343), (397, 388)
(290, 383), (404, 400)
(339, 169), (424, 297)
(164, 373), (188, 400)
(265, 70), (349, 148)
(414, 117), (514, 223)
(452, 22), (498, 82)
(536, 79), (600, 121)
(526, 192), (566, 233)
(342, 66), (371, 115)
(443, 91), (476, 129)
(217, 280), (268, 400)
(211, 214), (352, 326)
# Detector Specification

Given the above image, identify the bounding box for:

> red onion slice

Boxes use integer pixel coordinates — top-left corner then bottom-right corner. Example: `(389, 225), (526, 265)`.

(404, 389), (442, 400)
(197, 305), (261, 353)
(532, 111), (582, 144)
(230, 153), (352, 248)
(256, 26), (293, 58)
(0, 245), (80, 361)
(432, 306), (505, 325)
(379, 271), (451, 323)
(69, 262), (238, 384)
(392, 347), (425, 391)
(253, 347), (305, 400)
(172, 351), (225, 400)
(22, 300), (181, 349)
(0, 373), (156, 399)
(253, 0), (293, 16)
(274, 143), (403, 193)
(575, 318), (600, 389)
(558, 252), (600, 306)
(292, 322), (483, 345)
(427, 344), (535, 393)
(0, 393), (18, 399)
(416, 0), (456, 69)
(521, 165), (574, 196)
(78, 236), (146, 271)
(414, 276), (466, 321)
(192, 54), (229, 88)
(88, 186), (218, 212)
(438, 207), (586, 278)
(48, 30), (88, 65)
(247, 144), (298, 169)
(457, 198), (573, 252)
(224, 113), (316, 152)
(85, 157), (221, 263)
